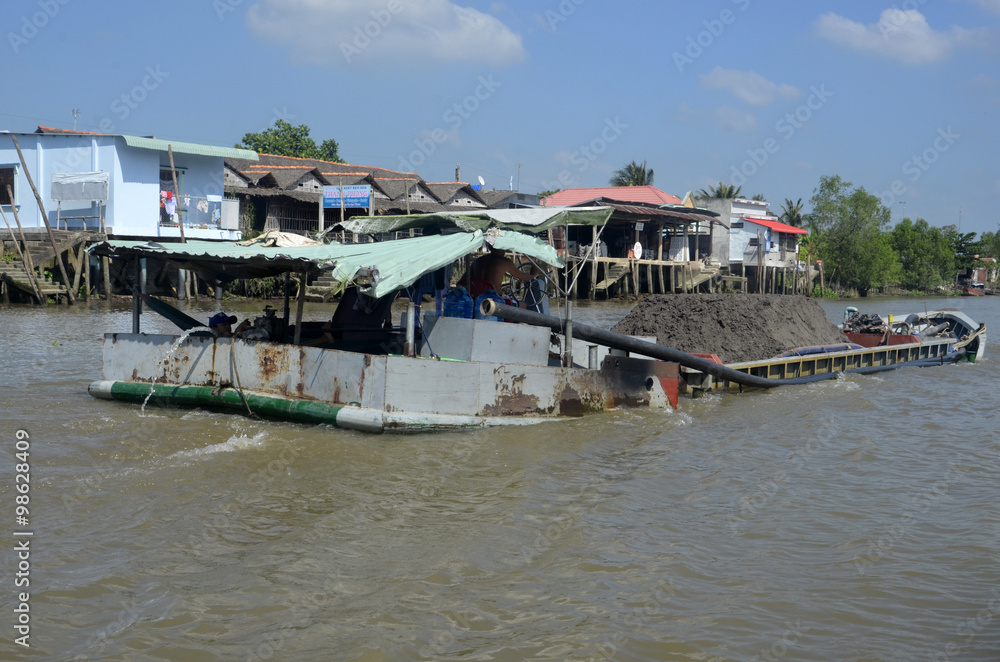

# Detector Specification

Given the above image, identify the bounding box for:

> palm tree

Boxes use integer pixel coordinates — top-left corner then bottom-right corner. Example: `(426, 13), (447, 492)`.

(751, 193), (766, 201)
(610, 160), (654, 187)
(779, 198), (804, 227)
(696, 182), (743, 199)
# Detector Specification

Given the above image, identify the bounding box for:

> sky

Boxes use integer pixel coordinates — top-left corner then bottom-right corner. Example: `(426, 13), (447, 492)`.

(3, 0), (999, 234)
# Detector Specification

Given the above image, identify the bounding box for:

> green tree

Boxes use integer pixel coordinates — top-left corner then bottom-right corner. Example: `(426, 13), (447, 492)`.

(941, 225), (979, 273)
(237, 120), (344, 162)
(537, 188), (561, 199)
(696, 182), (742, 199)
(610, 160), (654, 186)
(891, 217), (955, 291)
(809, 175), (899, 296)
(779, 198), (804, 227)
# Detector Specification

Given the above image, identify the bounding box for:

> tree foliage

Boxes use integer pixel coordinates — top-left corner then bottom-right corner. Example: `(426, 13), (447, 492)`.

(809, 175), (899, 296)
(696, 182), (742, 199)
(536, 188), (561, 199)
(237, 120), (344, 162)
(610, 160), (654, 186)
(890, 218), (955, 291)
(779, 198), (804, 227)
(941, 225), (980, 272)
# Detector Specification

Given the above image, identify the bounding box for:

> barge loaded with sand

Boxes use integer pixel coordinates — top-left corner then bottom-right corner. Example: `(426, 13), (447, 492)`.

(87, 210), (986, 432)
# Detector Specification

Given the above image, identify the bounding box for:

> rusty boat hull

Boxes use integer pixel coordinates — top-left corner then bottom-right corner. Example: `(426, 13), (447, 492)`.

(88, 327), (681, 433)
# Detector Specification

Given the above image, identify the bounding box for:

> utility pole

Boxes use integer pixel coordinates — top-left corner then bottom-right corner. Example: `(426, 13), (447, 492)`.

(516, 163), (521, 192)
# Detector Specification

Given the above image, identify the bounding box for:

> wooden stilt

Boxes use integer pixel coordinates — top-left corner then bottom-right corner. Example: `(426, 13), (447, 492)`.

(10, 135), (74, 304)
(2, 188), (46, 305)
(71, 244), (85, 295)
(102, 256), (111, 299)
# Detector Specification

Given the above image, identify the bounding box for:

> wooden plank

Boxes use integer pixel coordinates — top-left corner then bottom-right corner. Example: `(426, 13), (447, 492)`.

(10, 134), (74, 304)
(2, 187), (46, 304)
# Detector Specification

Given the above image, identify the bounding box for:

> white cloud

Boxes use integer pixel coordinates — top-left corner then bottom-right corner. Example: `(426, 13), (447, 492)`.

(700, 67), (801, 106)
(815, 9), (962, 64)
(246, 0), (525, 67)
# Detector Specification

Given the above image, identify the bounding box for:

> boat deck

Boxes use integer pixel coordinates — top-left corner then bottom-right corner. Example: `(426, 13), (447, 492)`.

(699, 336), (958, 393)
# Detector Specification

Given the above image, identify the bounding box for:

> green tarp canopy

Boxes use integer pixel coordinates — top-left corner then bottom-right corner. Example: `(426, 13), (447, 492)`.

(90, 229), (567, 300)
(331, 206), (613, 235)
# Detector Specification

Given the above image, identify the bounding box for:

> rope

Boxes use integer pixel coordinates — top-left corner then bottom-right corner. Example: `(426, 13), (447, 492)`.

(229, 340), (255, 417)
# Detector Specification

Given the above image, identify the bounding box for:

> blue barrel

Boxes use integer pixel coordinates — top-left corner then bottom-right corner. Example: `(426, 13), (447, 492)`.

(474, 291), (504, 321)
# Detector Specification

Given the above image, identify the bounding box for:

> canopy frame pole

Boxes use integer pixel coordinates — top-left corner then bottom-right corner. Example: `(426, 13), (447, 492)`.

(293, 270), (306, 345)
(283, 272), (291, 341)
(132, 256), (141, 333)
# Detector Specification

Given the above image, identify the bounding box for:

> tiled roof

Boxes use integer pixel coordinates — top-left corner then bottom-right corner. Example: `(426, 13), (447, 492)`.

(542, 185), (682, 207)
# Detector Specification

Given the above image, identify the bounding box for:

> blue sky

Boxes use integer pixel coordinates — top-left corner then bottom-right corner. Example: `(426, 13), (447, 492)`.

(3, 0), (999, 234)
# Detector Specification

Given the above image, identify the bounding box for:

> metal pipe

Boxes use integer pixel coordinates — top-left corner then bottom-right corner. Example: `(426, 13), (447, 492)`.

(564, 299), (573, 367)
(479, 300), (782, 389)
(405, 301), (416, 357)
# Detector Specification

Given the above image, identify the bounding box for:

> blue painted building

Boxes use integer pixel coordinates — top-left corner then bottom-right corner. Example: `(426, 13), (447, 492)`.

(0, 127), (257, 240)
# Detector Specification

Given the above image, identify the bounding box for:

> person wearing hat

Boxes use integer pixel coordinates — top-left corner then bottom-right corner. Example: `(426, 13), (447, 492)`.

(209, 312), (238, 337)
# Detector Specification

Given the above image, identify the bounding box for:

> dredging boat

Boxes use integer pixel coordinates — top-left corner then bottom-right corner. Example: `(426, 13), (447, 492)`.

(87, 209), (987, 432)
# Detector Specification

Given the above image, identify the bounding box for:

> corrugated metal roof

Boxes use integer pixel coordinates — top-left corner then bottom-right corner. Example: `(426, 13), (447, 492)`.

(121, 135), (258, 160)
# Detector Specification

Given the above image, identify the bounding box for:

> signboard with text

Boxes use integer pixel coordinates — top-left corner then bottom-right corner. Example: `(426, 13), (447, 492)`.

(323, 185), (371, 208)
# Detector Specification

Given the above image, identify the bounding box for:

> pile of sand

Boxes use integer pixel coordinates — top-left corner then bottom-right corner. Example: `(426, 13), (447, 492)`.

(611, 294), (848, 364)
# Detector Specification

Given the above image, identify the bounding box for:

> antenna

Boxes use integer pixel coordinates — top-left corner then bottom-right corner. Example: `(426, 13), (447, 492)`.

(516, 163), (521, 192)
(72, 108), (80, 131)
(958, 205), (962, 233)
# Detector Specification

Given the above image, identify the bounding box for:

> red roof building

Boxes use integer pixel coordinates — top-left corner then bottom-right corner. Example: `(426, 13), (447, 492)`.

(740, 217), (808, 235)
(542, 185), (682, 207)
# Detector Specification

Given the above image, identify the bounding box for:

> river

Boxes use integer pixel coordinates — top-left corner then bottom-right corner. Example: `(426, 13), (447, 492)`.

(1, 295), (998, 661)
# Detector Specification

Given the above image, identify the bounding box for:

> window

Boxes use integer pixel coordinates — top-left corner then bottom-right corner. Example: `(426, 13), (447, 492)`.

(0, 165), (16, 205)
(159, 168), (184, 196)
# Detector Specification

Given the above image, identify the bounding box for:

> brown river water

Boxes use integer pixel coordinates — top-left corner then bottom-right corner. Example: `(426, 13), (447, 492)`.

(1, 296), (998, 661)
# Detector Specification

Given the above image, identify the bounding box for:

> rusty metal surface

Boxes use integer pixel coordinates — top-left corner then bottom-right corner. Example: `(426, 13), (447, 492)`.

(102, 333), (680, 423)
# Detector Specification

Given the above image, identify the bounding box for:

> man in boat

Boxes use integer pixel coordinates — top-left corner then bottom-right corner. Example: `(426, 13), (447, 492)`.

(464, 245), (540, 301)
(209, 312), (238, 336)
(209, 312), (269, 340)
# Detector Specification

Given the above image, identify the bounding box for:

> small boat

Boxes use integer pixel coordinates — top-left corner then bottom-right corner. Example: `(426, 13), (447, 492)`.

(87, 210), (988, 432)
(962, 284), (986, 296)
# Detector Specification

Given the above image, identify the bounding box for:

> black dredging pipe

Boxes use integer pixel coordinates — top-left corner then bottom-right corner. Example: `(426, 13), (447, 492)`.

(479, 300), (950, 389)
(481, 300), (782, 389)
